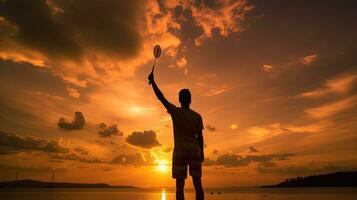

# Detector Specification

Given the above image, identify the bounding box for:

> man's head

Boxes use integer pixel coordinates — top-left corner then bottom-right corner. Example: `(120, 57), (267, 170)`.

(179, 89), (191, 108)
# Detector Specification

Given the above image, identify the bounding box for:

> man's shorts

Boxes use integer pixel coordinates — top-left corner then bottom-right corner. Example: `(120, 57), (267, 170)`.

(172, 149), (202, 179)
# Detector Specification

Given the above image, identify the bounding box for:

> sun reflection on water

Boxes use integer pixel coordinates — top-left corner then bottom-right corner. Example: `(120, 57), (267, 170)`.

(161, 189), (166, 200)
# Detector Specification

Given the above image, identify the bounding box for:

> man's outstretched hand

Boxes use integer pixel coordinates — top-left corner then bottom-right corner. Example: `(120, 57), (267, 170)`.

(148, 72), (154, 85)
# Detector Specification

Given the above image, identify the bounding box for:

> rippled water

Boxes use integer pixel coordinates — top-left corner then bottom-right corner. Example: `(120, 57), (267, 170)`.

(1, 187), (357, 200)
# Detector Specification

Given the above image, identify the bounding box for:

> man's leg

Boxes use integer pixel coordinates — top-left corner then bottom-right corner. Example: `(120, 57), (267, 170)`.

(176, 178), (185, 200)
(192, 176), (204, 200)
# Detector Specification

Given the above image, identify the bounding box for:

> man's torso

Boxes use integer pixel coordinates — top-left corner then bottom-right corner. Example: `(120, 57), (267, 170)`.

(168, 105), (203, 151)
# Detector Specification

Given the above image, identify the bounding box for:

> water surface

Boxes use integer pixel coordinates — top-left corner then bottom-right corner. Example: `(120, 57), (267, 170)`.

(1, 187), (357, 200)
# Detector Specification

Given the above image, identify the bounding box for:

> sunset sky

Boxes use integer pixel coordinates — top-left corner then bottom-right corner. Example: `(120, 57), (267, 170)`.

(0, 0), (357, 188)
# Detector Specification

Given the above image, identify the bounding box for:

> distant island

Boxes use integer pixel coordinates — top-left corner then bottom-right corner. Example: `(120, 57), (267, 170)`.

(0, 179), (138, 189)
(263, 171), (357, 187)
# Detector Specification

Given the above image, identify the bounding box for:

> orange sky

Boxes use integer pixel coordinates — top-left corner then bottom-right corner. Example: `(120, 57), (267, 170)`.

(0, 0), (357, 188)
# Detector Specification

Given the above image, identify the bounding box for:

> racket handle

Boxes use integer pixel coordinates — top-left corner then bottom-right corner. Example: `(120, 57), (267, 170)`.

(149, 59), (156, 85)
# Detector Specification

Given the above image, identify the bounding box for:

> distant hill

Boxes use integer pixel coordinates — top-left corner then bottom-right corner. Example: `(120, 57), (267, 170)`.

(263, 171), (357, 187)
(0, 179), (137, 189)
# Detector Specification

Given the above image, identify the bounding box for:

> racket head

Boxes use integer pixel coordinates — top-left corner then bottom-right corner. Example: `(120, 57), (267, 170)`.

(153, 45), (161, 58)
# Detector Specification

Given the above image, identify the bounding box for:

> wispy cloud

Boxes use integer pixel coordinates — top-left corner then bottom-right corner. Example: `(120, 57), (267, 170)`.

(305, 95), (357, 118)
(284, 121), (332, 133)
(300, 73), (357, 98)
(207, 106), (223, 114)
(176, 56), (188, 75)
(195, 73), (231, 96)
(300, 54), (318, 65)
(66, 87), (80, 98)
(204, 83), (230, 96)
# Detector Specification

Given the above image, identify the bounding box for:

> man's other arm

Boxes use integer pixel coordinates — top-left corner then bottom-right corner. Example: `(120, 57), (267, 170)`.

(197, 129), (204, 162)
(148, 72), (172, 110)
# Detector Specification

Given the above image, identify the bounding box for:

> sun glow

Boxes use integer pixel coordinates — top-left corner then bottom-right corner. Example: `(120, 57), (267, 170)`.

(230, 124), (238, 130)
(126, 105), (156, 116)
(128, 106), (144, 115)
(156, 159), (169, 173)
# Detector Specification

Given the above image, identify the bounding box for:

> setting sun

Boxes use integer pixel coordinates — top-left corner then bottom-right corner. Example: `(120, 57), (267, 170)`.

(156, 160), (169, 173)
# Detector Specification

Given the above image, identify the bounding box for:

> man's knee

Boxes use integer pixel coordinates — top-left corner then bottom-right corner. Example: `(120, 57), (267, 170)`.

(192, 176), (203, 189)
(176, 178), (185, 190)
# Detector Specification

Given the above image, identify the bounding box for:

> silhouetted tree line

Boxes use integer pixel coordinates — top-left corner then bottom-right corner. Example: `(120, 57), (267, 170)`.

(0, 179), (136, 188)
(263, 171), (357, 187)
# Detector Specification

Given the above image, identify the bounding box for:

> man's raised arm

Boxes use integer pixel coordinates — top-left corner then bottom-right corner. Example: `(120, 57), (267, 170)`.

(148, 72), (172, 110)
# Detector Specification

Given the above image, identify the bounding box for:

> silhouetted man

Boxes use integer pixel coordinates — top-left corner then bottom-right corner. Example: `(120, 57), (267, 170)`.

(148, 72), (204, 200)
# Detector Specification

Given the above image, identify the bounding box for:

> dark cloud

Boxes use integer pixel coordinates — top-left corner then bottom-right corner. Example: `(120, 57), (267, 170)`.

(206, 124), (216, 131)
(97, 123), (123, 138)
(125, 130), (161, 149)
(212, 149), (219, 154)
(0, 0), (81, 59)
(0, 146), (18, 155)
(54, 0), (142, 57)
(0, 131), (69, 154)
(0, 0), (143, 59)
(205, 152), (295, 167)
(73, 147), (89, 155)
(249, 146), (258, 152)
(57, 111), (85, 131)
(111, 153), (155, 166)
(51, 153), (104, 164)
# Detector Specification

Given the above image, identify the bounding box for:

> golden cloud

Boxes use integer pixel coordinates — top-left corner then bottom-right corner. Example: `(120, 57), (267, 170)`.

(0, 0), (253, 88)
(189, 0), (253, 45)
(262, 64), (273, 73)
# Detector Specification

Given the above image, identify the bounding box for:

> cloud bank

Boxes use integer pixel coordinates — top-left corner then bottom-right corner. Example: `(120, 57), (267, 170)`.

(111, 153), (155, 166)
(51, 153), (104, 164)
(57, 111), (85, 131)
(126, 130), (161, 149)
(0, 0), (253, 85)
(97, 123), (123, 138)
(0, 131), (69, 154)
(205, 152), (295, 167)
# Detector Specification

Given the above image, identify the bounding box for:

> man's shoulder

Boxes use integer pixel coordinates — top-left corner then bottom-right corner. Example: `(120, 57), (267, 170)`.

(189, 109), (202, 119)
(167, 103), (178, 114)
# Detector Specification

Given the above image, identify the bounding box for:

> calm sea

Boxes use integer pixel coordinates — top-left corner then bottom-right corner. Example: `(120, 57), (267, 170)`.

(1, 187), (357, 200)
